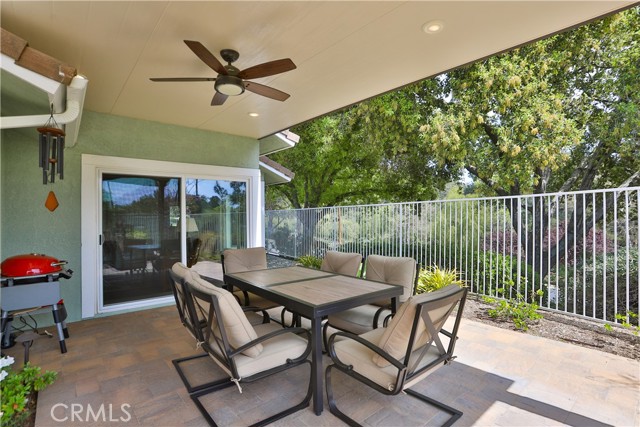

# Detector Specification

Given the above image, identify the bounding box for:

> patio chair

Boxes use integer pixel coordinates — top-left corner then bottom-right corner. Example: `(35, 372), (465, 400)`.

(282, 250), (364, 328)
(186, 274), (312, 427)
(325, 284), (467, 427)
(168, 262), (219, 394)
(320, 251), (363, 276)
(222, 247), (280, 313)
(169, 263), (268, 393)
(323, 255), (418, 347)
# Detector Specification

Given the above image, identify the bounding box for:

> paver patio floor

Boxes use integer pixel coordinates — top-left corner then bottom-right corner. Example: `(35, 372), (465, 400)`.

(3, 304), (638, 426)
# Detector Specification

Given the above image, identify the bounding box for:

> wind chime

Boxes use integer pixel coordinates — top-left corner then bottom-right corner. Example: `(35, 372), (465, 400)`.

(37, 105), (65, 212)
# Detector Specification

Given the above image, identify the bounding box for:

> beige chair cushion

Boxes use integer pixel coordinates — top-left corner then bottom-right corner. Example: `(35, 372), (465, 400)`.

(233, 323), (309, 378)
(372, 285), (460, 367)
(326, 304), (384, 335)
(223, 247), (279, 310)
(171, 262), (193, 282)
(321, 251), (362, 276)
(365, 255), (416, 305)
(333, 328), (443, 391)
(223, 247), (268, 273)
(188, 276), (263, 357)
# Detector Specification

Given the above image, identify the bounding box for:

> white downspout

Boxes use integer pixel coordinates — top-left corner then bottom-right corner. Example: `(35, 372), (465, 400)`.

(0, 75), (88, 147)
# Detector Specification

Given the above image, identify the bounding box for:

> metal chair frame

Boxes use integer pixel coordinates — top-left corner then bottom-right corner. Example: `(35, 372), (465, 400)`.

(325, 286), (467, 427)
(186, 281), (313, 427)
(168, 269), (221, 394)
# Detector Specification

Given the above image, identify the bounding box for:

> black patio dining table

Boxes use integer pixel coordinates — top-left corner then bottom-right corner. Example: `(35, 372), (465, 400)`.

(223, 265), (403, 415)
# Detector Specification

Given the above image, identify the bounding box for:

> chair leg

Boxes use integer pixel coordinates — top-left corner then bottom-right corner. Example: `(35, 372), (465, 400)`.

(250, 363), (312, 427)
(326, 364), (463, 427)
(191, 360), (312, 427)
(172, 353), (228, 394)
(325, 364), (360, 427)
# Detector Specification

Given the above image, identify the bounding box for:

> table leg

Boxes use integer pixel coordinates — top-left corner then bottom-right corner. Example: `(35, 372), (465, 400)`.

(311, 316), (324, 415)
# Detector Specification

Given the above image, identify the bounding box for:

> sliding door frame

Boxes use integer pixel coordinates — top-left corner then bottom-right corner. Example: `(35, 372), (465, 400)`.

(81, 154), (261, 318)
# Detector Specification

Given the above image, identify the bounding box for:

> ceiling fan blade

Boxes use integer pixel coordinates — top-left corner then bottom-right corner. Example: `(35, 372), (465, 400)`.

(150, 77), (216, 82)
(244, 81), (290, 101)
(184, 40), (227, 75)
(237, 58), (296, 80)
(211, 92), (228, 106)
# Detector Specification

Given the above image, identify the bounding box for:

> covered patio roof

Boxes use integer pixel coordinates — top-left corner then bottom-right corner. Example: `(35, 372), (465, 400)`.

(0, 1), (635, 140)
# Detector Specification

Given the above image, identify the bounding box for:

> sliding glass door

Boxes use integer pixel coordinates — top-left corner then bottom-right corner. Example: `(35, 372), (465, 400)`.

(101, 174), (180, 305)
(99, 174), (249, 307)
(82, 154), (261, 317)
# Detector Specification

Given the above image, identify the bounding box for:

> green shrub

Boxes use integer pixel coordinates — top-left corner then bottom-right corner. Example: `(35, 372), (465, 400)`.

(416, 265), (465, 294)
(467, 251), (534, 300)
(1, 356), (57, 427)
(297, 255), (322, 269)
(483, 288), (545, 331)
(547, 248), (639, 324)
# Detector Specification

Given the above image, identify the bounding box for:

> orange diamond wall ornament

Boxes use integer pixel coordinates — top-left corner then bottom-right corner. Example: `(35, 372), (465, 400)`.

(45, 191), (59, 212)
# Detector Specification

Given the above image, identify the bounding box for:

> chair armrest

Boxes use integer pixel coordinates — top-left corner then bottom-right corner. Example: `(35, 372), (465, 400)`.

(327, 330), (405, 372)
(229, 327), (311, 362)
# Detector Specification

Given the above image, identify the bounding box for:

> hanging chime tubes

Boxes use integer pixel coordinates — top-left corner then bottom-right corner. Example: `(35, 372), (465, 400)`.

(37, 104), (65, 185)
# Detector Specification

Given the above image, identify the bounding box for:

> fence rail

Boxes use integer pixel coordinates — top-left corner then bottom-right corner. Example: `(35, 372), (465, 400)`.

(266, 187), (640, 326)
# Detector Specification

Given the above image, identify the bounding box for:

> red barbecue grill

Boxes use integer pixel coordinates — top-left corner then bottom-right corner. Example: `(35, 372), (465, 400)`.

(1, 253), (72, 353)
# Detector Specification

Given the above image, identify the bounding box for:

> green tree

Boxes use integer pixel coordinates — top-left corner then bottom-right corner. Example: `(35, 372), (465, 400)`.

(268, 101), (451, 254)
(416, 8), (639, 278)
(268, 7), (639, 267)
(269, 110), (445, 210)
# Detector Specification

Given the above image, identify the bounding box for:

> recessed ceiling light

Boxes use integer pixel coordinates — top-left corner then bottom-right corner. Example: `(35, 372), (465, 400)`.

(422, 20), (444, 34)
(248, 112), (259, 117)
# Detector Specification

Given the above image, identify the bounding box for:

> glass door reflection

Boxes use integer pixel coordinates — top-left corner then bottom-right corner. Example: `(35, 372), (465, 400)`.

(184, 179), (247, 278)
(101, 174), (180, 305)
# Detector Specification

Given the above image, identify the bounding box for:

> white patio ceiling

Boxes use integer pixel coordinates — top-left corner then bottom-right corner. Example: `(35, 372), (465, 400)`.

(0, 1), (635, 140)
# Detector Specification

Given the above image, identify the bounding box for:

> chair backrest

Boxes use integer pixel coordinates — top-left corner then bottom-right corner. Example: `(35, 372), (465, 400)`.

(187, 238), (202, 267)
(365, 255), (418, 303)
(186, 274), (264, 360)
(221, 247), (267, 275)
(321, 251), (363, 277)
(371, 284), (467, 382)
(168, 262), (200, 340)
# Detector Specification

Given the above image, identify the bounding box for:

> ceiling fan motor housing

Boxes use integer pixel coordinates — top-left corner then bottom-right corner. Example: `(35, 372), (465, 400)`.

(220, 49), (240, 64)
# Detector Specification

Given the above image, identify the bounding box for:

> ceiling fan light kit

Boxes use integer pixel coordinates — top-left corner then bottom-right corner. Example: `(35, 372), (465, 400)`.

(150, 41), (296, 106)
(215, 74), (245, 96)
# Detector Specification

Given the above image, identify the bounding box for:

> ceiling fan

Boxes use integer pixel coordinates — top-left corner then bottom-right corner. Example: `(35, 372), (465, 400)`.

(150, 40), (296, 106)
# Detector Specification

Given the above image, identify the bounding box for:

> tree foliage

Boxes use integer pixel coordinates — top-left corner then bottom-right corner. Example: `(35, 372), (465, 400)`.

(416, 7), (640, 195)
(269, 7), (639, 209)
(266, 7), (639, 276)
(268, 81), (452, 209)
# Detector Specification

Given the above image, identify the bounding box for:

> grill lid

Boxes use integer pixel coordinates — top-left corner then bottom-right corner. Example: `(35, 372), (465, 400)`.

(1, 253), (68, 278)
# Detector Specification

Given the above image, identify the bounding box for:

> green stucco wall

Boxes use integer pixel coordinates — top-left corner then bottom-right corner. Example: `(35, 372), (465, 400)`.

(1, 111), (259, 325)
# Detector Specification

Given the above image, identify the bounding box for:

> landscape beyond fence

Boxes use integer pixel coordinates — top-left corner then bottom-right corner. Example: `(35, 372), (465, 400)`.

(266, 187), (639, 326)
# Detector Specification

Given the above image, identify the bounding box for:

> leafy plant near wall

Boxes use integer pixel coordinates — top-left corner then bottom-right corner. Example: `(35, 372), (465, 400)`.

(416, 265), (465, 293)
(483, 287), (545, 331)
(604, 311), (639, 336)
(1, 356), (57, 427)
(297, 255), (322, 269)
